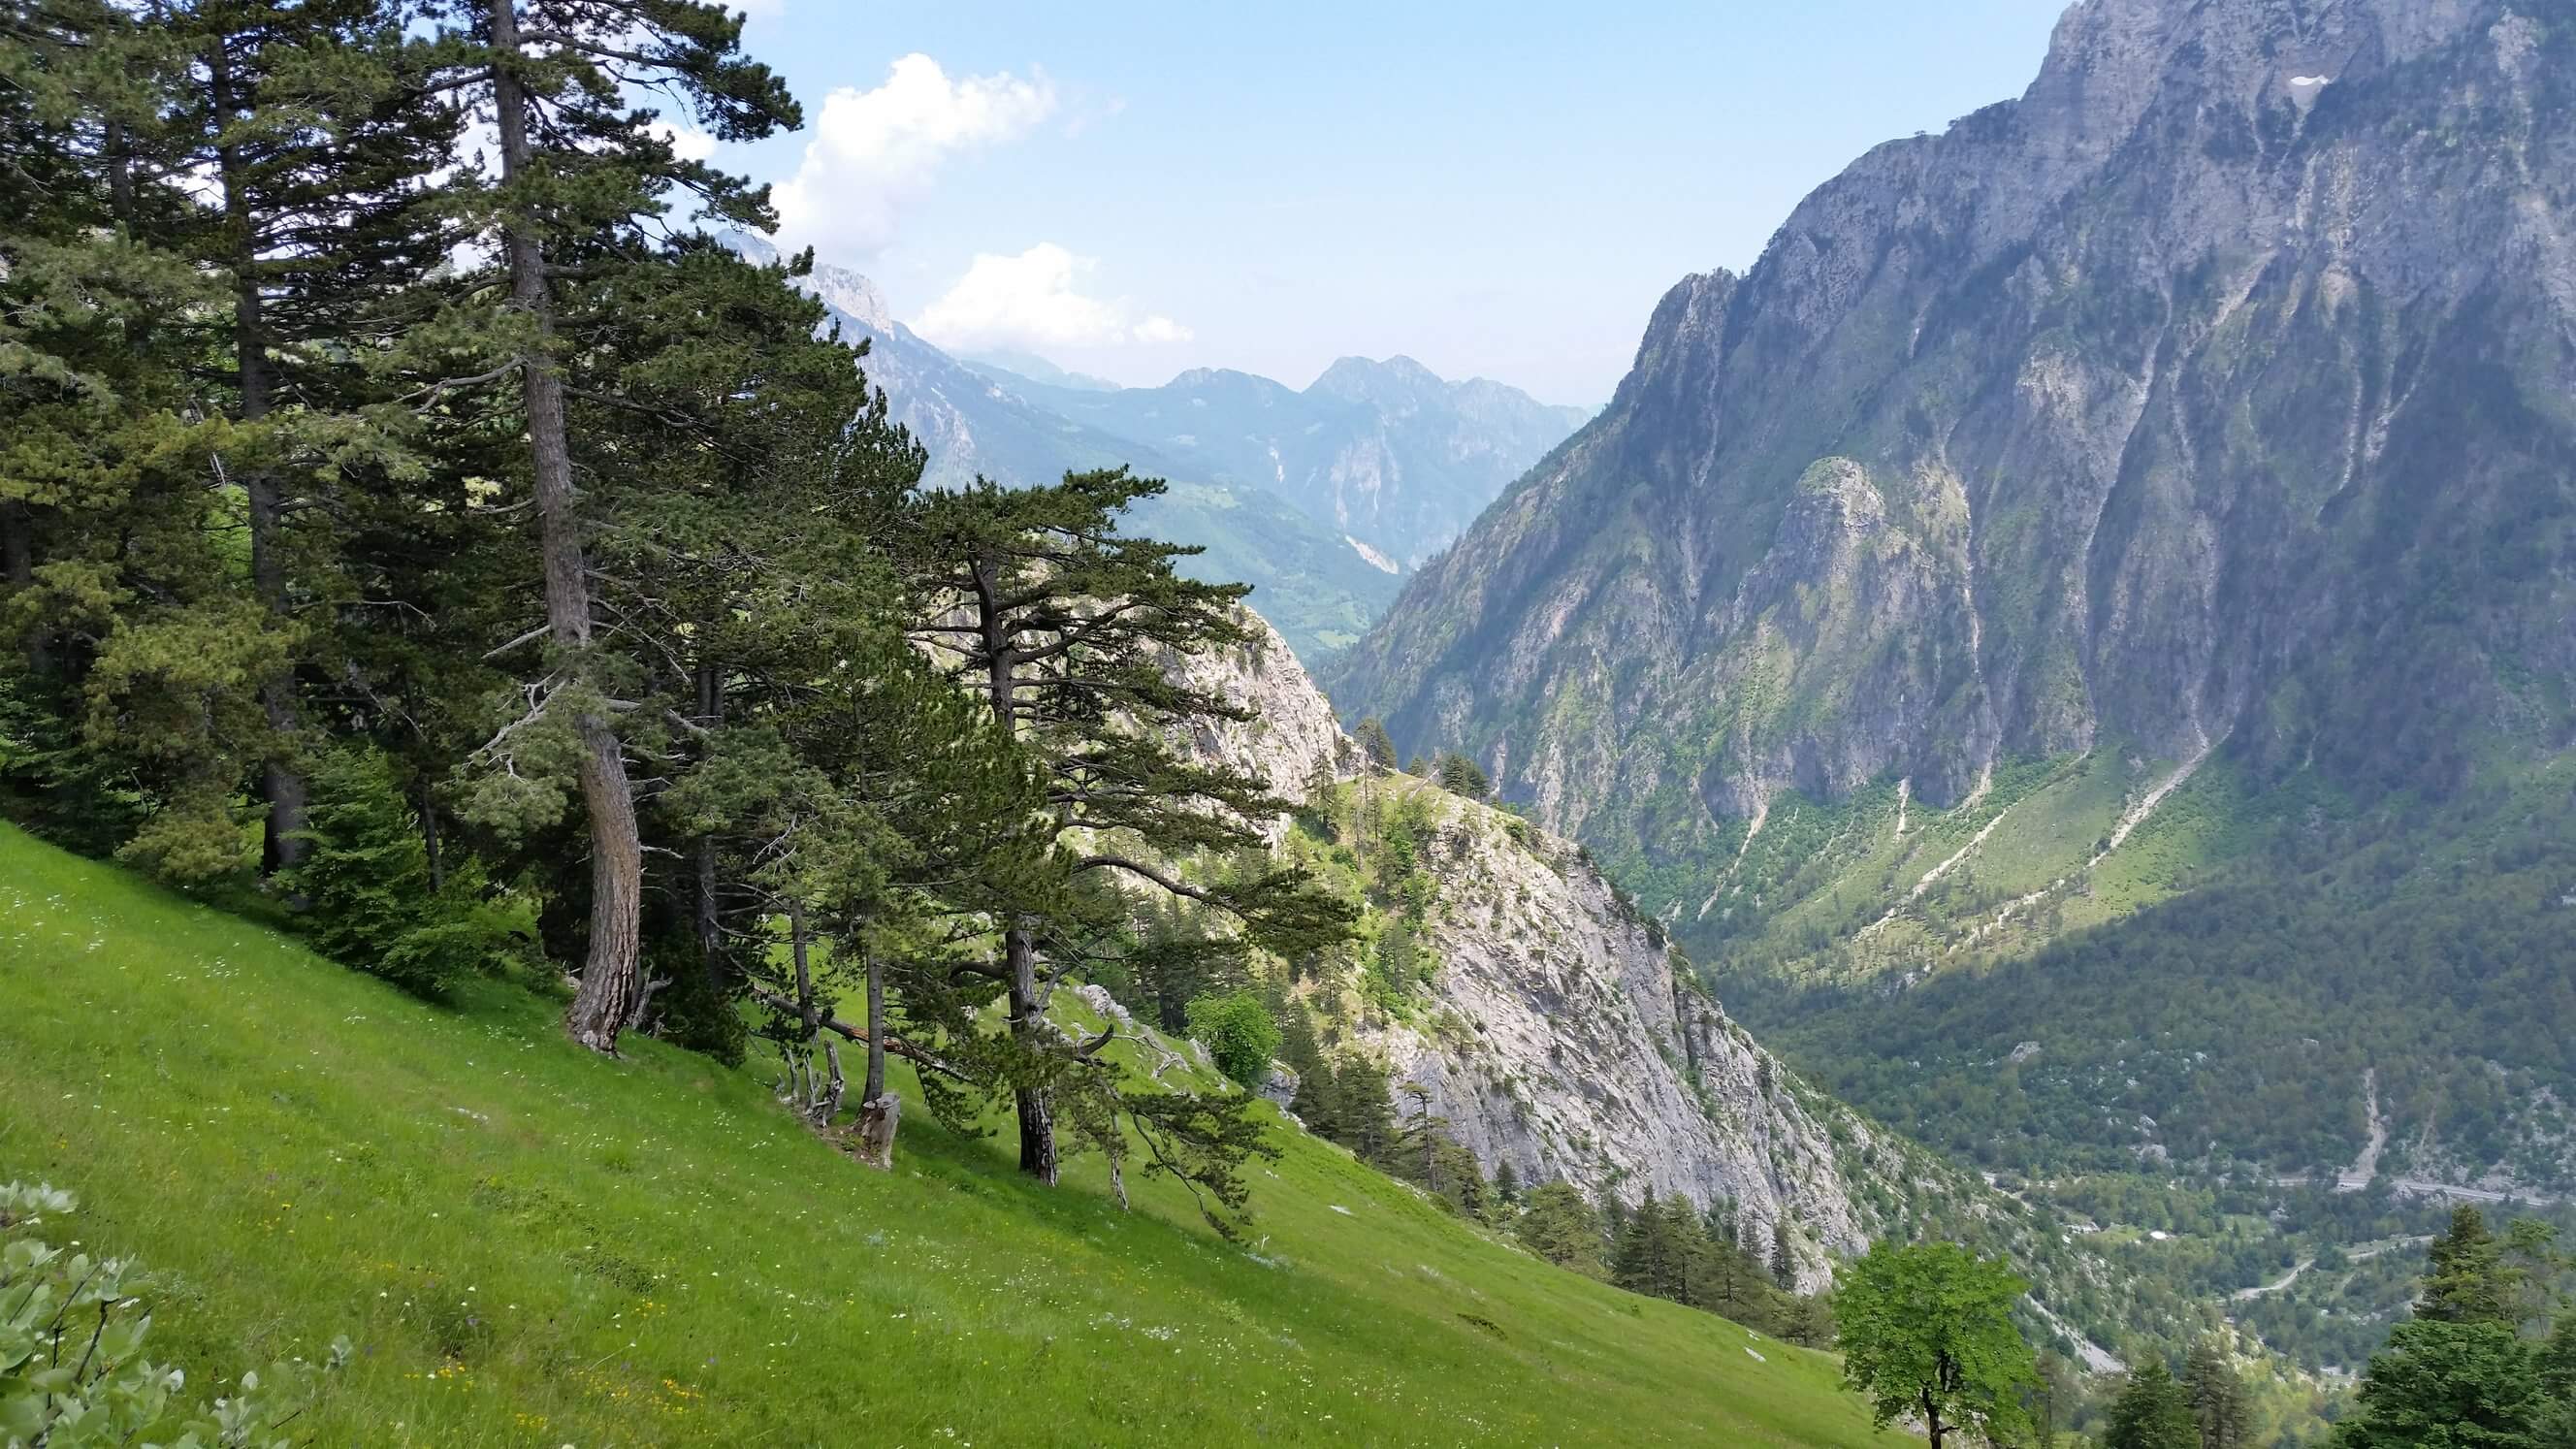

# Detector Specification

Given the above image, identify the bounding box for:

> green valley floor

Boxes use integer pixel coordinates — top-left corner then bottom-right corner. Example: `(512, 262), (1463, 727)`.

(0, 822), (1909, 1447)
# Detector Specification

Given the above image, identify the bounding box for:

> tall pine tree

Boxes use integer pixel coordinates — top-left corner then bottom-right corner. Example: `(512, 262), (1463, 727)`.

(416, 0), (799, 1051)
(902, 467), (1351, 1181)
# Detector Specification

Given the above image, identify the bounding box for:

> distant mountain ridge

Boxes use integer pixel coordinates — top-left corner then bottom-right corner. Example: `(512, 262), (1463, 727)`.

(997, 353), (1590, 570)
(958, 348), (1120, 394)
(722, 237), (1584, 664)
(721, 234), (1401, 663)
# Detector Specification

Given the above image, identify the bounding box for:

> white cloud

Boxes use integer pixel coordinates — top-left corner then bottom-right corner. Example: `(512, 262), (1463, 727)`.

(773, 53), (1056, 257)
(911, 243), (1192, 350)
(649, 118), (719, 162)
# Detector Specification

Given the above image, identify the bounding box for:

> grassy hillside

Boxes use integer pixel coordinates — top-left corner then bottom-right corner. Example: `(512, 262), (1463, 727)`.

(0, 822), (1908, 1447)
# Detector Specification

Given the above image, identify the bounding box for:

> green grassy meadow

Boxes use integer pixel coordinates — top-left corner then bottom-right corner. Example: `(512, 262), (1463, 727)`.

(0, 822), (1907, 1447)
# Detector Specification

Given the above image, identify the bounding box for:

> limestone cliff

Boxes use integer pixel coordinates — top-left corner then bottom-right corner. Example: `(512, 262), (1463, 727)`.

(1172, 614), (1916, 1289)
(1333, 778), (1892, 1290)
(1328, 0), (2576, 915)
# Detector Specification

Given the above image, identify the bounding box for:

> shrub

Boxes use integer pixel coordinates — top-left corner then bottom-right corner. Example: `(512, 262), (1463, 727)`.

(280, 748), (532, 997)
(1185, 991), (1284, 1090)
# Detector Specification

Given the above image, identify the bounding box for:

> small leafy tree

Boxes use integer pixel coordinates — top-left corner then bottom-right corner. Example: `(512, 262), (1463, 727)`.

(1185, 990), (1282, 1090)
(1, 1182), (350, 1446)
(1835, 1240), (2037, 1449)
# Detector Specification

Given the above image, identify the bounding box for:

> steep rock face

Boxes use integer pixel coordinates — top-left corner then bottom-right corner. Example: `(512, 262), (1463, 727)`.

(1351, 783), (1889, 1289)
(1153, 610), (1349, 845)
(1329, 0), (2576, 894)
(1175, 616), (1905, 1288)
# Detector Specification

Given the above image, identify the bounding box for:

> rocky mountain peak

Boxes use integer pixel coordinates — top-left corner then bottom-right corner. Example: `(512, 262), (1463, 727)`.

(806, 264), (894, 335)
(1308, 354), (1446, 407)
(1331, 0), (2573, 927)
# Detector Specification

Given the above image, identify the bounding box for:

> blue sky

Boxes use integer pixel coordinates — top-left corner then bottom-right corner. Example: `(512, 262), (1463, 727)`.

(710, 1), (2075, 404)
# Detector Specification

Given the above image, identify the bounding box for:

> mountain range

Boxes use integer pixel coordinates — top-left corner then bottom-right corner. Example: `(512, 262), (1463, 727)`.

(730, 237), (1585, 663)
(982, 354), (1592, 571)
(1326, 0), (2576, 1376)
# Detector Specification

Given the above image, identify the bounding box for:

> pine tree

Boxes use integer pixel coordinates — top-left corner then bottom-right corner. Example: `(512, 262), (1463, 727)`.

(0, 0), (280, 881)
(279, 746), (523, 998)
(1330, 1052), (1396, 1162)
(1394, 1081), (1443, 1192)
(2180, 1339), (2250, 1449)
(1354, 717), (1397, 772)
(2104, 1362), (2199, 1449)
(1433, 750), (1490, 800)
(901, 467), (1353, 1182)
(1514, 1181), (1607, 1278)
(178, 0), (463, 882)
(2334, 1214), (2552, 1449)
(1771, 1215), (1799, 1291)
(2334, 1319), (2541, 1449)
(2030, 1350), (2076, 1449)
(415, 0), (801, 1053)
(1613, 1191), (1694, 1304)
(2419, 1206), (2517, 1326)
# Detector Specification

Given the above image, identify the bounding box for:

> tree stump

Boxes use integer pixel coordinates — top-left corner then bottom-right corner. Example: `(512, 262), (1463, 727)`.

(854, 1092), (899, 1170)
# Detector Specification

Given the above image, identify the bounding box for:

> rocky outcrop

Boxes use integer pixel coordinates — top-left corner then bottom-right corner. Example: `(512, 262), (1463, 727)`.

(1153, 610), (1348, 844)
(1346, 781), (1894, 1289)
(1174, 616), (1903, 1288)
(1328, 0), (2576, 914)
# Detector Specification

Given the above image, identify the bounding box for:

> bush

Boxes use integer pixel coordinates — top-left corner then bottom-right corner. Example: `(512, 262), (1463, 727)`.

(281, 748), (532, 997)
(1, 1181), (349, 1446)
(1185, 990), (1284, 1090)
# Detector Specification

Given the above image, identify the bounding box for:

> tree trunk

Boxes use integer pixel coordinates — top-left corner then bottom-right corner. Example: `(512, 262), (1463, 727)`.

(692, 662), (726, 996)
(789, 901), (818, 1039)
(855, 1091), (899, 1169)
(974, 555), (1058, 1182)
(420, 783), (444, 893)
(853, 949), (896, 1167)
(487, 0), (647, 1054)
(818, 1038), (845, 1124)
(788, 902), (828, 1125)
(862, 949), (886, 1103)
(207, 39), (309, 885)
(1919, 1388), (1946, 1449)
(1007, 922), (1057, 1184)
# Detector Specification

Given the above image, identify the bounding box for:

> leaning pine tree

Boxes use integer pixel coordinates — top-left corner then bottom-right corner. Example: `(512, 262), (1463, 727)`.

(417, 0), (799, 1051)
(902, 467), (1354, 1192)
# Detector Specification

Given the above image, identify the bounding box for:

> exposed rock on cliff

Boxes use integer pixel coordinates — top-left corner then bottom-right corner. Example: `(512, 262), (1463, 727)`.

(1329, 0), (2576, 910)
(1170, 614), (1916, 1289)
(1334, 779), (1894, 1289)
